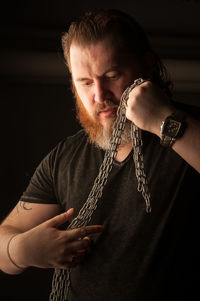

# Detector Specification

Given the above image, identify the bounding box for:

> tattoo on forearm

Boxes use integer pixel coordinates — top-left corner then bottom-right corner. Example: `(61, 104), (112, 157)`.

(20, 201), (32, 210)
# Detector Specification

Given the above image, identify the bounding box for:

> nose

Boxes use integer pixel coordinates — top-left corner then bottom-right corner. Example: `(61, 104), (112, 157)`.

(94, 79), (109, 103)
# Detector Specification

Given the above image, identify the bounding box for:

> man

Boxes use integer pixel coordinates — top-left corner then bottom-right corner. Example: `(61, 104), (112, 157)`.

(0, 9), (200, 301)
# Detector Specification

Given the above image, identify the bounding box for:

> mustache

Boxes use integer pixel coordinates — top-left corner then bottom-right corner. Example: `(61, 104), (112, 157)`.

(95, 99), (118, 114)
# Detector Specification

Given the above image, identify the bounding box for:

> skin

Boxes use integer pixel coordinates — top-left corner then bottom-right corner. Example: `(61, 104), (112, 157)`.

(7, 208), (102, 270)
(0, 203), (103, 274)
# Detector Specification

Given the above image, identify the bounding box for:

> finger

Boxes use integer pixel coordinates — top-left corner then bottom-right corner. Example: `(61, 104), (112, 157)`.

(57, 260), (81, 270)
(72, 252), (85, 262)
(67, 225), (103, 241)
(67, 238), (90, 254)
(62, 253), (84, 268)
(76, 249), (86, 256)
(47, 208), (74, 228)
(82, 236), (91, 242)
(76, 244), (89, 254)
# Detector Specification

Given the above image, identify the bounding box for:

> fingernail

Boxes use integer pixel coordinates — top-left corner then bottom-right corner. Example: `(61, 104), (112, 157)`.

(67, 208), (74, 213)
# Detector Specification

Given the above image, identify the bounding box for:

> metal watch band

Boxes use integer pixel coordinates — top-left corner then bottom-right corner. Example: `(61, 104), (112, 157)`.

(160, 135), (176, 147)
(160, 109), (186, 148)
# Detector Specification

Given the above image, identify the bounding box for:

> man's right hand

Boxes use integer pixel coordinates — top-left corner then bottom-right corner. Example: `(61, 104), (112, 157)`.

(9, 208), (103, 270)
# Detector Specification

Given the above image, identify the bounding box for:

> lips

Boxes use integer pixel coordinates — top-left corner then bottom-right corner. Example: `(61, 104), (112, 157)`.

(98, 106), (118, 117)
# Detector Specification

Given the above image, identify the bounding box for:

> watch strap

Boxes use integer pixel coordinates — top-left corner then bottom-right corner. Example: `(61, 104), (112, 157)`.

(160, 135), (176, 147)
(160, 110), (186, 147)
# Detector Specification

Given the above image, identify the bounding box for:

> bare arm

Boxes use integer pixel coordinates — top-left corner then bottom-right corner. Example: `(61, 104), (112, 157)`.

(166, 114), (200, 172)
(0, 201), (61, 274)
(126, 81), (200, 173)
(0, 201), (103, 274)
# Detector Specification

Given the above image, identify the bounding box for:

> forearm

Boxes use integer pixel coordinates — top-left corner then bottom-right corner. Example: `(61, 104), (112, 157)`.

(126, 82), (200, 173)
(0, 210), (104, 274)
(0, 225), (26, 274)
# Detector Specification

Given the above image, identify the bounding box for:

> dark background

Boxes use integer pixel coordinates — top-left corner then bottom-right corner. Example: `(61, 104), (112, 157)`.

(1, 0), (200, 300)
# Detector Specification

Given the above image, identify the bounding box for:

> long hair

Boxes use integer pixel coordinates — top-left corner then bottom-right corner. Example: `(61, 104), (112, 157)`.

(62, 9), (172, 96)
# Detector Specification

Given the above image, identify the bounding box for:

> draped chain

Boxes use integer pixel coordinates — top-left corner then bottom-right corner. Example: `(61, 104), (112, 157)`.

(49, 78), (151, 301)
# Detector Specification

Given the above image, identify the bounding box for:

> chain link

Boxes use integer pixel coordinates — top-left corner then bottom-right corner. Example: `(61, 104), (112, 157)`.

(49, 78), (151, 301)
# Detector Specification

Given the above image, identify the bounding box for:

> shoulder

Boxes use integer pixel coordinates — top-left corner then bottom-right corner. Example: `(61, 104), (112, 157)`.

(33, 130), (89, 174)
(49, 129), (89, 160)
(58, 129), (88, 149)
(45, 129), (104, 171)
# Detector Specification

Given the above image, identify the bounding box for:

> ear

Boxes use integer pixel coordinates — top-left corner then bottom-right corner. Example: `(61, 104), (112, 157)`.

(143, 51), (155, 77)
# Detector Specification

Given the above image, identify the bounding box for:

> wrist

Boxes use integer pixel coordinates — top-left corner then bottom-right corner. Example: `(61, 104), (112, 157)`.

(152, 107), (175, 137)
(159, 109), (186, 147)
(7, 233), (27, 271)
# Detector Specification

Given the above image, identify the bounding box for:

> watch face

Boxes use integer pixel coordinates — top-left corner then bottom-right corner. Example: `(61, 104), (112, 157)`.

(161, 118), (181, 138)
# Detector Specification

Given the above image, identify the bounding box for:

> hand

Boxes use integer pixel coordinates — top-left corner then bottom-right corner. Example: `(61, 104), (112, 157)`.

(125, 81), (175, 136)
(11, 208), (103, 270)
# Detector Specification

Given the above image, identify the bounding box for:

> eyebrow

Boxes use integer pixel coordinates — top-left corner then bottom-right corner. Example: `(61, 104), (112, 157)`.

(75, 66), (119, 82)
(75, 77), (91, 82)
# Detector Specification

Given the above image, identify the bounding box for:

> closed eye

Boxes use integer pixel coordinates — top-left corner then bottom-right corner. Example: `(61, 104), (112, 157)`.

(105, 71), (120, 80)
(76, 79), (94, 86)
(82, 81), (93, 86)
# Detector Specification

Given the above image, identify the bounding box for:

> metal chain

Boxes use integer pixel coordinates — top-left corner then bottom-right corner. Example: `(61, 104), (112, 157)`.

(131, 123), (151, 213)
(49, 78), (151, 301)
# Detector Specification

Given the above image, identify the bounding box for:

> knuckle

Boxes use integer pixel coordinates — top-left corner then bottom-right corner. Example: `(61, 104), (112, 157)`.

(145, 80), (152, 87)
(56, 231), (67, 242)
(80, 226), (87, 237)
(141, 81), (152, 91)
(136, 85), (145, 95)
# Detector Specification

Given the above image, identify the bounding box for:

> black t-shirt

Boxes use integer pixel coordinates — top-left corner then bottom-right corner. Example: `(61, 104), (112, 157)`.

(21, 121), (200, 300)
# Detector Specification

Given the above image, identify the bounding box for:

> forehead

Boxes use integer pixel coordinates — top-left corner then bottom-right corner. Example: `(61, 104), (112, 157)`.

(69, 38), (131, 77)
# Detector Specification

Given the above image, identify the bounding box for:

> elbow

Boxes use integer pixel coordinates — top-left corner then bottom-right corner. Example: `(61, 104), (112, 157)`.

(0, 266), (24, 275)
(0, 264), (25, 275)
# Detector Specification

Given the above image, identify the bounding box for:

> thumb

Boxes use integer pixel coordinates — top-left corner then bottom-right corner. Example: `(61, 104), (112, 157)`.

(47, 208), (74, 228)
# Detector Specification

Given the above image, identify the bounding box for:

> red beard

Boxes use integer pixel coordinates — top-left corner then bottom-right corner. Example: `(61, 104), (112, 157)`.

(74, 88), (118, 145)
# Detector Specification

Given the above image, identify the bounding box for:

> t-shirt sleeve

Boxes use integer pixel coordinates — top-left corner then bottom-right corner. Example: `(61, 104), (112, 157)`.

(20, 149), (58, 204)
(20, 131), (87, 206)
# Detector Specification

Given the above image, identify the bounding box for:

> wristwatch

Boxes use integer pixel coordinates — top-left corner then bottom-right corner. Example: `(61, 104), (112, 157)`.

(160, 110), (185, 147)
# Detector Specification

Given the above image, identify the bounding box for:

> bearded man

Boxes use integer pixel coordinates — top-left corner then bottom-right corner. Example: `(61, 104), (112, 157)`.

(0, 9), (200, 301)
